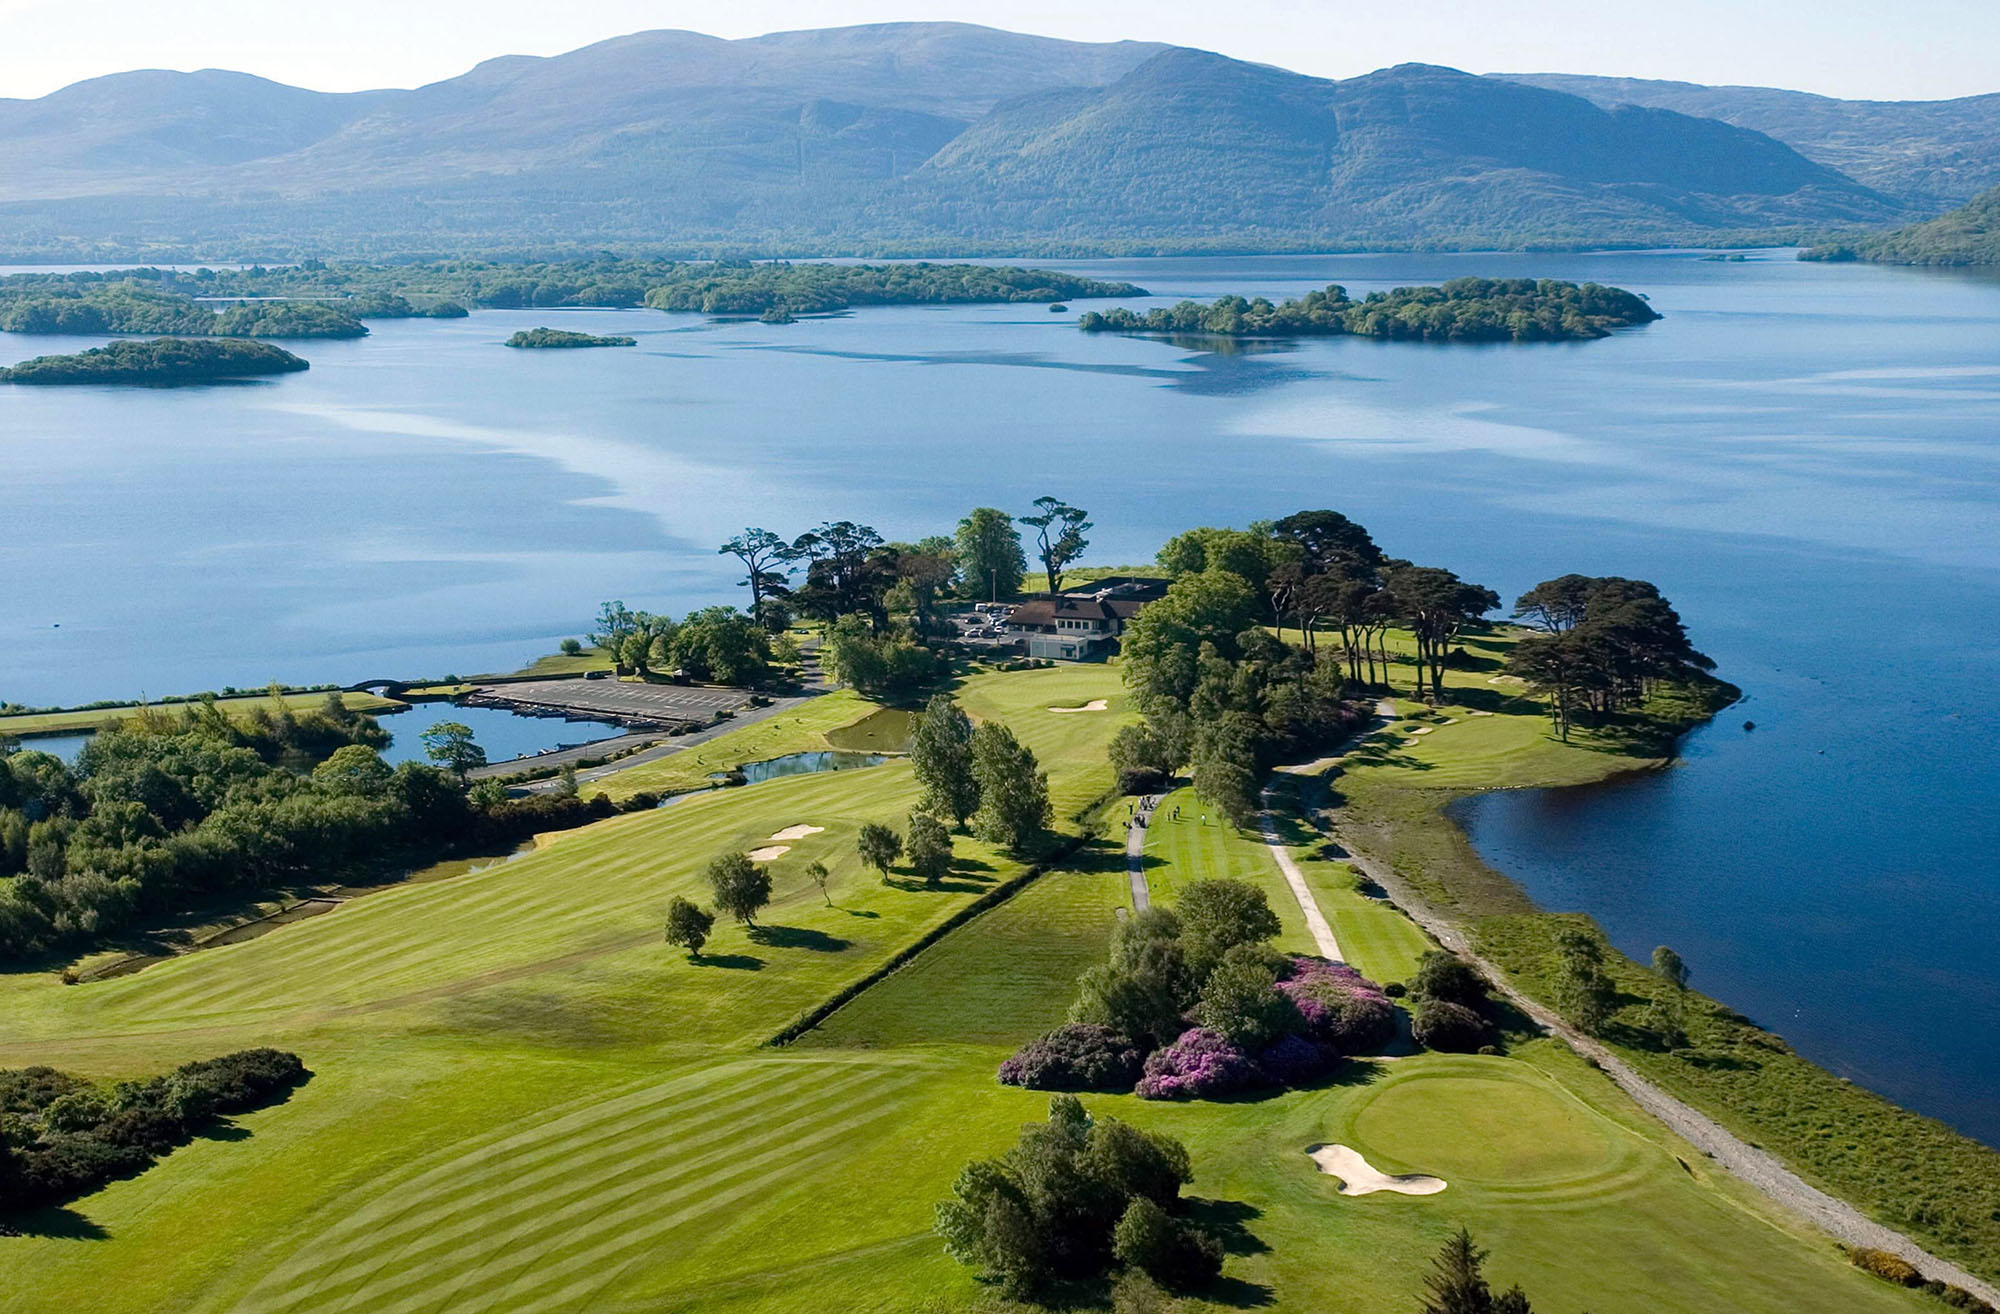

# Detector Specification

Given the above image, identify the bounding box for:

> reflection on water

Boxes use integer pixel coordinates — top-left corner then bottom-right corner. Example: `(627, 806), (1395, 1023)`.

(716, 751), (888, 784)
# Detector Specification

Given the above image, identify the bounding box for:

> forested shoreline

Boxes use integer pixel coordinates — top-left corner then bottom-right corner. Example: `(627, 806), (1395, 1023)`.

(0, 261), (1143, 331)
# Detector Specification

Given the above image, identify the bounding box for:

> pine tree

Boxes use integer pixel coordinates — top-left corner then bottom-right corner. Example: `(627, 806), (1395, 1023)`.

(1420, 1226), (1493, 1314)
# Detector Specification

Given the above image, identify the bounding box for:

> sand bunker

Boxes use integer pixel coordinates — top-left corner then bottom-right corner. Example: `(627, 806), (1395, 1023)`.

(1306, 1144), (1447, 1196)
(1411, 727), (1435, 736)
(1048, 699), (1109, 713)
(1468, 710), (1495, 717)
(746, 846), (792, 862)
(768, 824), (825, 842)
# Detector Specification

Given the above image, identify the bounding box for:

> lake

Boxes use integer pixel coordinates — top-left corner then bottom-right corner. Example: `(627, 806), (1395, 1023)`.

(2, 250), (1997, 1143)
(16, 701), (624, 769)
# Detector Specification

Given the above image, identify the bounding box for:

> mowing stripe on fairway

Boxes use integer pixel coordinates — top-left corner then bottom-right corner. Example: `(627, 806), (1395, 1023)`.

(229, 1057), (928, 1314)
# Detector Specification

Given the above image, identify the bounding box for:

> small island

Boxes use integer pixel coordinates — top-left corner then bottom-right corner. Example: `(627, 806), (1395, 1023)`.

(504, 327), (638, 349)
(1079, 277), (1660, 342)
(0, 337), (310, 385)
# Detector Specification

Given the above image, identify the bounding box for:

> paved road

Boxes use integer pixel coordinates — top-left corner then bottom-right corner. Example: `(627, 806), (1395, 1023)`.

(1124, 795), (1160, 910)
(464, 729), (672, 781)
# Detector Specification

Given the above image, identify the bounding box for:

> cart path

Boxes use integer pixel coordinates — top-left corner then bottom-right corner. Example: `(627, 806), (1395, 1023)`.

(1258, 786), (1344, 962)
(1318, 800), (1999, 1306)
(1125, 794), (1159, 911)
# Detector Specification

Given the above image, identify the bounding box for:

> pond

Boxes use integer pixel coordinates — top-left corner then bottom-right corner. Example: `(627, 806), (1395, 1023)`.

(716, 751), (889, 784)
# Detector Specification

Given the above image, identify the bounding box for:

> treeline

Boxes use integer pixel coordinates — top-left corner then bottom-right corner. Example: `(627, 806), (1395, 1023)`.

(0, 280), (370, 338)
(1078, 278), (1660, 342)
(1112, 512), (1490, 822)
(0, 693), (623, 963)
(0, 260), (1141, 320)
(1505, 575), (1714, 739)
(0, 338), (309, 386)
(0, 1049), (307, 1216)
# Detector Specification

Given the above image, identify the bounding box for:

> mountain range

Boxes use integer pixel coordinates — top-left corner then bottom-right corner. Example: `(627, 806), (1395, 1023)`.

(0, 22), (1989, 259)
(1497, 73), (2000, 210)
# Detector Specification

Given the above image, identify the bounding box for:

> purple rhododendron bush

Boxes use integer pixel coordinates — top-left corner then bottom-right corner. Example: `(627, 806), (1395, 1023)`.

(1279, 956), (1397, 1055)
(998, 881), (1407, 1102)
(998, 1023), (1146, 1092)
(1135, 1028), (1262, 1100)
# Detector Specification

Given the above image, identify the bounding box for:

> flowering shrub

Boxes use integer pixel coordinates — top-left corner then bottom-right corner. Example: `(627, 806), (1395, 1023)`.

(1135, 1028), (1259, 1100)
(1279, 958), (1397, 1055)
(1256, 1033), (1337, 1086)
(998, 1023), (1146, 1092)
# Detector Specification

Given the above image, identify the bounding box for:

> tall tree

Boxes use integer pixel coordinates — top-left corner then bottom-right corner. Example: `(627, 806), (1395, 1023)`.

(1553, 928), (1616, 1035)
(718, 528), (792, 630)
(906, 811), (953, 886)
(1271, 509), (1383, 572)
(1019, 497), (1092, 595)
(663, 896), (714, 960)
(706, 852), (772, 926)
(972, 723), (1051, 852)
(857, 822), (903, 882)
(1120, 569), (1262, 713)
(1652, 945), (1690, 989)
(420, 722), (485, 780)
(911, 695), (981, 827)
(955, 507), (1027, 602)
(1383, 564), (1498, 702)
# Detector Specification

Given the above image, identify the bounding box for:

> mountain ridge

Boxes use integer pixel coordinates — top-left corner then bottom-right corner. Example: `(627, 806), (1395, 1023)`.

(0, 23), (1926, 258)
(1495, 72), (2000, 208)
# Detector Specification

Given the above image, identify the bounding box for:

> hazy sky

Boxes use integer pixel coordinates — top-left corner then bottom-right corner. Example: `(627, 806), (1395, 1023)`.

(1, 0), (1994, 101)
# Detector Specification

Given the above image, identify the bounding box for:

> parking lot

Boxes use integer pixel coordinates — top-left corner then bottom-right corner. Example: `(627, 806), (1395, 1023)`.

(468, 678), (755, 726)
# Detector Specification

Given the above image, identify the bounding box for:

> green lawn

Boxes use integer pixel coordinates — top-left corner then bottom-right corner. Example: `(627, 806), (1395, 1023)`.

(599, 691), (880, 800)
(0, 690), (404, 739)
(0, 662), (1942, 1314)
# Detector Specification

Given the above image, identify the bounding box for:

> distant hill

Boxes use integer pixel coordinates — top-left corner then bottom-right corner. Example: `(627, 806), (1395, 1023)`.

(1802, 183), (2000, 265)
(0, 24), (1913, 258)
(898, 54), (1898, 247)
(1497, 73), (2000, 209)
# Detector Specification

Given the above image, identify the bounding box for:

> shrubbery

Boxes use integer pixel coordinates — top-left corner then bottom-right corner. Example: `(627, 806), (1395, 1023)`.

(998, 1024), (1145, 1092)
(1135, 1028), (1260, 1100)
(0, 1050), (308, 1214)
(1009, 880), (1402, 1103)
(1850, 1247), (1922, 1286)
(1412, 1000), (1490, 1053)
(0, 698), (625, 964)
(936, 1094), (1223, 1298)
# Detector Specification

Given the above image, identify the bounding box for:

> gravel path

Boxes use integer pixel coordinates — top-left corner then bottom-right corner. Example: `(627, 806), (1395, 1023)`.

(1125, 795), (1159, 911)
(1259, 784), (1344, 962)
(1321, 800), (1999, 1304)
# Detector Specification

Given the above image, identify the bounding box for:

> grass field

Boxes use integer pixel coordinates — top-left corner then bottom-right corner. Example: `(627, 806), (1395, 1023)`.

(0, 660), (1940, 1313)
(0, 690), (404, 739)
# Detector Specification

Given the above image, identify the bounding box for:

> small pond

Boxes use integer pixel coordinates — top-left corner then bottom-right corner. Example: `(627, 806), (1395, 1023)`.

(716, 751), (889, 784)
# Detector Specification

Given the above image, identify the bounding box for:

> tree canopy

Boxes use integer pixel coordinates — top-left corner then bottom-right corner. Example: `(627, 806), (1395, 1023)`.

(1080, 279), (1659, 342)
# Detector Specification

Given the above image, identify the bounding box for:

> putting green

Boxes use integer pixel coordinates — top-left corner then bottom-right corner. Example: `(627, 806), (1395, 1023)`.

(1344, 1063), (1619, 1188)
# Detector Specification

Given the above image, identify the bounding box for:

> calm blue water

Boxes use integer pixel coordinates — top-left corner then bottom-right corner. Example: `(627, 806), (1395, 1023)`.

(2, 250), (1996, 1141)
(13, 703), (620, 767)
